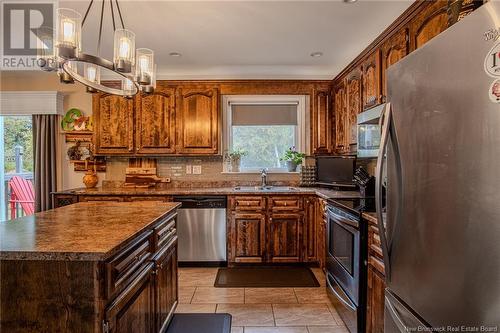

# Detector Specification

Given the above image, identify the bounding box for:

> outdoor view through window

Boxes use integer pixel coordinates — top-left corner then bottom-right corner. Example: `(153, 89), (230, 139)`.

(229, 103), (300, 171)
(0, 116), (34, 221)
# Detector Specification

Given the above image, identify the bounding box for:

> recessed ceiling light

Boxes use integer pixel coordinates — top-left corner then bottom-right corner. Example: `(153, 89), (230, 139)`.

(310, 52), (323, 58)
(344, 0), (358, 3)
(169, 52), (182, 57)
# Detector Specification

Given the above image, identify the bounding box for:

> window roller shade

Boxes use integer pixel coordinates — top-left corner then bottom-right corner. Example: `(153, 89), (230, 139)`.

(231, 104), (298, 126)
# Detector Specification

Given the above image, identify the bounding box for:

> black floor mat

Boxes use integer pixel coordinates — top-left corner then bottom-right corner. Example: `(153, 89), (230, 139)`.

(166, 313), (232, 333)
(214, 266), (320, 288)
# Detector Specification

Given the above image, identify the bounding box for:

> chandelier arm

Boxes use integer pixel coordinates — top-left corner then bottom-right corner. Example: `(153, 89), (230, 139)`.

(97, 0), (105, 56)
(82, 0), (94, 27)
(115, 0), (125, 29)
(110, 0), (116, 31)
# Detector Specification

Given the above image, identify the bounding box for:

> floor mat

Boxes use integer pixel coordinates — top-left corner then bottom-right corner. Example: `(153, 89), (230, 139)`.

(214, 266), (320, 288)
(166, 313), (232, 333)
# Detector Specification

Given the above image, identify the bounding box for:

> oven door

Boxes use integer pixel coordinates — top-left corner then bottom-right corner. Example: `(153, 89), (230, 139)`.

(326, 206), (360, 305)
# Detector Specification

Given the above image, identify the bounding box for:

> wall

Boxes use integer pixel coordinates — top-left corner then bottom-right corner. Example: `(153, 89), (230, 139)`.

(0, 70), (98, 190)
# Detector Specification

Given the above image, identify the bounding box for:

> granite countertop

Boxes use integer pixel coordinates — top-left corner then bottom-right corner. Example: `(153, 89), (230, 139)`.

(0, 201), (180, 261)
(53, 186), (361, 200)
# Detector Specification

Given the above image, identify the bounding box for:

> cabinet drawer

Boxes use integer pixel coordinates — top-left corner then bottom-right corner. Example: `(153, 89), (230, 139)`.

(154, 215), (177, 251)
(126, 196), (170, 202)
(232, 196), (266, 211)
(105, 230), (153, 297)
(269, 196), (302, 211)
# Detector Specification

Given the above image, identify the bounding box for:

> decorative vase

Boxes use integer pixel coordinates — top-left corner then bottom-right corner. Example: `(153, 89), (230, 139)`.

(83, 170), (98, 188)
(286, 161), (298, 172)
(231, 158), (241, 173)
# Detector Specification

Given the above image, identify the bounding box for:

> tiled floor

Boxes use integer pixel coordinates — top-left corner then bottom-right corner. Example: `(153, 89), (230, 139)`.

(176, 267), (349, 333)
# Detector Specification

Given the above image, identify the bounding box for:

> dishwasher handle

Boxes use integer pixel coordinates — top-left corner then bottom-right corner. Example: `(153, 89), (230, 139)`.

(173, 196), (227, 209)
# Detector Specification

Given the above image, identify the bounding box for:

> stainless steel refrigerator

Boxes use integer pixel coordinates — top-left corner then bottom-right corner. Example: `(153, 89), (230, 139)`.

(375, 1), (500, 331)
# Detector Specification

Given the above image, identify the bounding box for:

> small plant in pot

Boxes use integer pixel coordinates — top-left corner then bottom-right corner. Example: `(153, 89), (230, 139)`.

(229, 148), (247, 172)
(281, 146), (306, 172)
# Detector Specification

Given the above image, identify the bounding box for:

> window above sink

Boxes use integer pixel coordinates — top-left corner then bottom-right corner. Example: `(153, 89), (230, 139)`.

(222, 95), (307, 173)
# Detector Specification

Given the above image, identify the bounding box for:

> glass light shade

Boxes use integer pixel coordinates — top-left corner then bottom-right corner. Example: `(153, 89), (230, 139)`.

(84, 63), (100, 84)
(113, 29), (135, 73)
(56, 8), (81, 59)
(122, 78), (135, 97)
(141, 63), (157, 94)
(59, 61), (77, 84)
(135, 48), (154, 85)
(36, 26), (57, 71)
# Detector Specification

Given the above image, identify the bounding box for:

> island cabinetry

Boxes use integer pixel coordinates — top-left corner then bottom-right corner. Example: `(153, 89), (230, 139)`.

(228, 195), (311, 265)
(0, 202), (179, 333)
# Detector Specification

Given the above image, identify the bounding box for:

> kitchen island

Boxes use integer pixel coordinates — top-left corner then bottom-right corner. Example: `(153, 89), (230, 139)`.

(0, 201), (180, 333)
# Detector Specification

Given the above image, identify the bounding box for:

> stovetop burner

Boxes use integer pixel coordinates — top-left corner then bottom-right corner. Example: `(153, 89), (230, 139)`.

(327, 197), (376, 215)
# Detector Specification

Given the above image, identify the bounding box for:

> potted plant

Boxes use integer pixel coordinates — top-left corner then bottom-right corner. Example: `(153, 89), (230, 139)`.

(229, 148), (247, 172)
(281, 146), (306, 172)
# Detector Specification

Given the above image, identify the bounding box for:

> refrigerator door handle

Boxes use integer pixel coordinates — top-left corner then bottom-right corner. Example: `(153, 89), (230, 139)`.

(375, 102), (392, 280)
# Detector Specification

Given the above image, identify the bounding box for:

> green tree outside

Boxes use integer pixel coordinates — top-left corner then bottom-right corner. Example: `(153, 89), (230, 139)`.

(3, 116), (33, 174)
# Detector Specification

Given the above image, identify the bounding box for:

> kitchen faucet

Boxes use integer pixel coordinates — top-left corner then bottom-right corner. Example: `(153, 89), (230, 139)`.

(261, 168), (268, 187)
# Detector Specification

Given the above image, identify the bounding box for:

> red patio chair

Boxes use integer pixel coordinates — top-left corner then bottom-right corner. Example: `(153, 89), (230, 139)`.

(8, 176), (35, 219)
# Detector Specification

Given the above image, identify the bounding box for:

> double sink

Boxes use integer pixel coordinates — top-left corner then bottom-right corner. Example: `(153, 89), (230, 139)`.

(233, 186), (299, 192)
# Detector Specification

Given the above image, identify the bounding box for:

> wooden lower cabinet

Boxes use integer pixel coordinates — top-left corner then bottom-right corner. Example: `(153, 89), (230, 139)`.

(229, 213), (266, 263)
(268, 213), (302, 263)
(105, 263), (156, 333)
(316, 198), (327, 271)
(304, 197), (317, 262)
(367, 264), (386, 333)
(154, 239), (178, 333)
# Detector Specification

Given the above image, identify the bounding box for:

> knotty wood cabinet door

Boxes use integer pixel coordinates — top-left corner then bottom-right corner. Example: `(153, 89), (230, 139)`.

(268, 213), (302, 263)
(304, 197), (317, 262)
(366, 264), (386, 333)
(229, 213), (266, 263)
(333, 82), (347, 154)
(105, 263), (155, 333)
(135, 88), (176, 155)
(381, 28), (409, 99)
(316, 198), (327, 271)
(362, 50), (382, 111)
(346, 67), (363, 147)
(409, 0), (448, 51)
(93, 94), (134, 155)
(154, 239), (178, 333)
(311, 88), (332, 154)
(176, 87), (220, 155)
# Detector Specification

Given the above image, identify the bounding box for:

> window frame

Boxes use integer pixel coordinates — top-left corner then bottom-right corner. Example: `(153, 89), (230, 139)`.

(222, 95), (307, 173)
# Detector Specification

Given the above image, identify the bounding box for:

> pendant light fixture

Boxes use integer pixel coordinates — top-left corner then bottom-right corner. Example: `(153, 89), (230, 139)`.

(39, 0), (156, 97)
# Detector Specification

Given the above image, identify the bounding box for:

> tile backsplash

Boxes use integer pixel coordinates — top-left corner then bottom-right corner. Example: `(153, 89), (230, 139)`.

(104, 156), (300, 188)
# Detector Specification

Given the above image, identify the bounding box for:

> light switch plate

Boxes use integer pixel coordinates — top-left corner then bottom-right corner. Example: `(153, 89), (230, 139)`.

(193, 165), (202, 174)
(185, 165), (192, 174)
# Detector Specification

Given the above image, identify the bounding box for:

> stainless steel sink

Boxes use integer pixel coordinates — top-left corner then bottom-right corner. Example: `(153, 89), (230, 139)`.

(233, 186), (298, 192)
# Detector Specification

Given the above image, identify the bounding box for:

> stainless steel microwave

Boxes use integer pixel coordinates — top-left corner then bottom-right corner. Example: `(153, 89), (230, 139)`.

(357, 103), (385, 158)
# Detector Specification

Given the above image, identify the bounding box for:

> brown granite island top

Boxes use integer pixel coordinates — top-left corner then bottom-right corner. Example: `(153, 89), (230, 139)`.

(0, 201), (180, 261)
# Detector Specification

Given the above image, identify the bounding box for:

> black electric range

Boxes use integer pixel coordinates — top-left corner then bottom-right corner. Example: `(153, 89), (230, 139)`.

(327, 197), (376, 216)
(324, 197), (375, 333)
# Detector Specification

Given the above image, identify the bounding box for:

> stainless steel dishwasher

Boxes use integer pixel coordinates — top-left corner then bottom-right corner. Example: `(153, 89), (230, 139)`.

(173, 196), (227, 265)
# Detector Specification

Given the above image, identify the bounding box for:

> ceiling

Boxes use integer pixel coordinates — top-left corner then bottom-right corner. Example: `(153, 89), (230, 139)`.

(60, 0), (413, 80)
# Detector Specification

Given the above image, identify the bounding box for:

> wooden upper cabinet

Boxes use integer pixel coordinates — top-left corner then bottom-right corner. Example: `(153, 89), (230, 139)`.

(176, 87), (220, 155)
(93, 94), (134, 155)
(381, 28), (409, 99)
(410, 0), (448, 51)
(311, 88), (332, 155)
(135, 88), (176, 155)
(346, 67), (362, 146)
(333, 82), (347, 153)
(362, 50), (382, 111)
